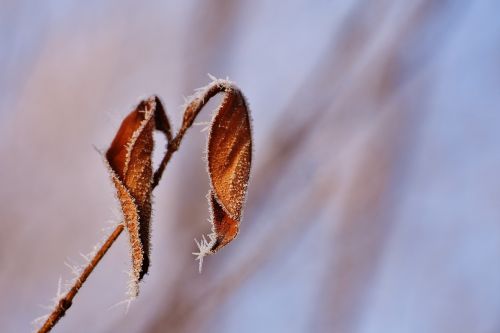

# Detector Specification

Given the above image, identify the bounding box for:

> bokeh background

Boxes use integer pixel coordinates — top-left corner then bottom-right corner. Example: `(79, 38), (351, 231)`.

(1, 1), (500, 332)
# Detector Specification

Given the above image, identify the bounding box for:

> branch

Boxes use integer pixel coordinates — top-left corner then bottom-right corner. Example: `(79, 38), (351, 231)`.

(37, 79), (242, 333)
(37, 224), (124, 333)
(153, 79), (239, 187)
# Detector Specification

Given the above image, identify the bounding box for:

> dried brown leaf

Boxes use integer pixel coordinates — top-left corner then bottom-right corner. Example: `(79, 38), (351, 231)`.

(194, 86), (252, 270)
(105, 96), (170, 296)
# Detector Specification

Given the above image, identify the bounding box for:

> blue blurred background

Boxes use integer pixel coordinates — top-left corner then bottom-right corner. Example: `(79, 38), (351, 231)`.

(1, 1), (500, 332)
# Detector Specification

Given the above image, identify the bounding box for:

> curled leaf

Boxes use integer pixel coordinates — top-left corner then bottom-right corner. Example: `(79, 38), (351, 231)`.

(193, 84), (252, 270)
(105, 96), (170, 296)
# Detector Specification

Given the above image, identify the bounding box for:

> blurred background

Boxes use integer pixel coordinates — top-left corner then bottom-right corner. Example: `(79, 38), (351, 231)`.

(1, 0), (500, 332)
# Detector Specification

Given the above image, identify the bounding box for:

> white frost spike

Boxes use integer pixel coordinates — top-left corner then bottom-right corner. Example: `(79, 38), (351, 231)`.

(207, 73), (218, 82)
(32, 276), (65, 331)
(32, 314), (49, 331)
(193, 121), (211, 132)
(108, 298), (133, 314)
(79, 252), (91, 263)
(64, 260), (82, 277)
(192, 233), (216, 273)
(52, 276), (64, 304)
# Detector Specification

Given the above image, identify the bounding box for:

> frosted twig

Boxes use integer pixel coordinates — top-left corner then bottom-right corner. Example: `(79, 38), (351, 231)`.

(38, 77), (245, 333)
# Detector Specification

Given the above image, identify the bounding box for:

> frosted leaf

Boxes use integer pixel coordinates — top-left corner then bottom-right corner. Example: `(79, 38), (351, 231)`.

(193, 80), (252, 269)
(105, 96), (171, 296)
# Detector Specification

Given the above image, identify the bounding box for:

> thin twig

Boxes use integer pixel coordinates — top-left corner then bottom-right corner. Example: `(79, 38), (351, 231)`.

(37, 79), (241, 333)
(38, 224), (124, 333)
(152, 79), (239, 188)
